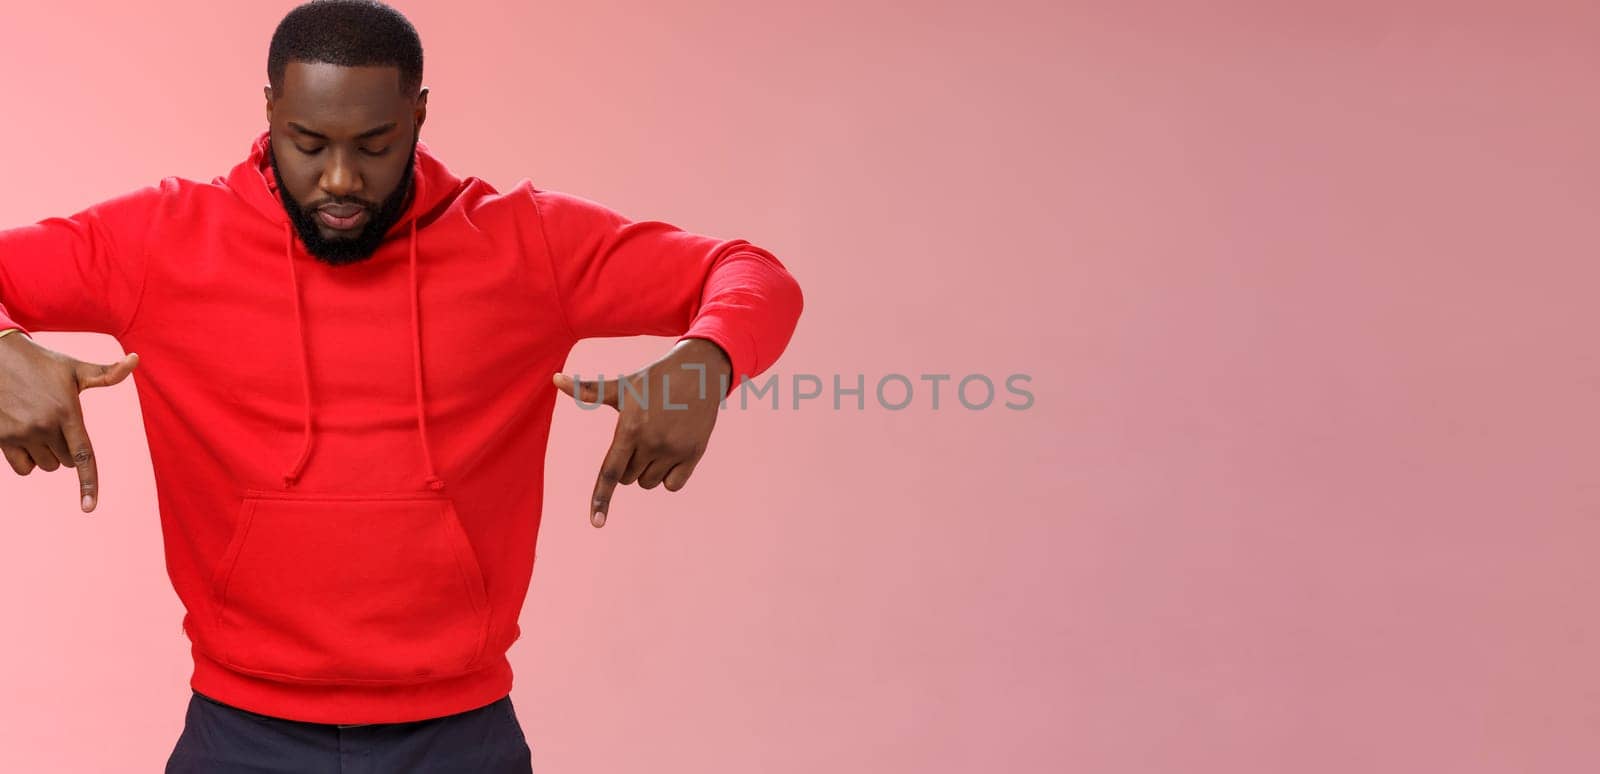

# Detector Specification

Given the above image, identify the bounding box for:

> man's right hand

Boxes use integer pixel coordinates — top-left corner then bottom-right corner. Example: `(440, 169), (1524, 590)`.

(0, 333), (139, 513)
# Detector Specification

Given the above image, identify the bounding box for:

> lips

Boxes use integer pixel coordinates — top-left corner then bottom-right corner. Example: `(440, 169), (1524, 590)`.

(317, 203), (368, 231)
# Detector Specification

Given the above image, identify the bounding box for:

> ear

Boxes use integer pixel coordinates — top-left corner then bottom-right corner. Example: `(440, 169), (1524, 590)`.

(414, 87), (428, 133)
(263, 85), (274, 123)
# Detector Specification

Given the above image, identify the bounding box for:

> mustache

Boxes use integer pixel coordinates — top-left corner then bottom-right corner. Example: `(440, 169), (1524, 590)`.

(308, 197), (379, 211)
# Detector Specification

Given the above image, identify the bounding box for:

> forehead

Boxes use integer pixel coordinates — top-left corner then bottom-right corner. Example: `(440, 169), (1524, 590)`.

(275, 61), (409, 128)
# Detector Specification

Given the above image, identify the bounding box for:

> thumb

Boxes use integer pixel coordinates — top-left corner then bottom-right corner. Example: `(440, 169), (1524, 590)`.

(552, 372), (620, 410)
(76, 352), (140, 392)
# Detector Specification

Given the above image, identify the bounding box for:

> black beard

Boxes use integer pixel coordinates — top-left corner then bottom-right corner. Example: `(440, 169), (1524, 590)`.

(268, 137), (417, 266)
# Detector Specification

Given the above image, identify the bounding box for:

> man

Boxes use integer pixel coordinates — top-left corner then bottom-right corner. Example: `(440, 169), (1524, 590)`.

(0, 0), (803, 770)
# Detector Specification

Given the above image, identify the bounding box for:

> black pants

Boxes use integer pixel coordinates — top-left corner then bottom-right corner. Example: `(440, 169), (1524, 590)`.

(164, 690), (534, 773)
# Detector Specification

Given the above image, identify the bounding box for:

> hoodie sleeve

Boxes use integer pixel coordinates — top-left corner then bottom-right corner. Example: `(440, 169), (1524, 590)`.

(0, 181), (169, 338)
(530, 188), (803, 396)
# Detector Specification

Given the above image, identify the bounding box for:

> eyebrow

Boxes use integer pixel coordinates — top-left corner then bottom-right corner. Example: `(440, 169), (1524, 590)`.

(287, 121), (397, 141)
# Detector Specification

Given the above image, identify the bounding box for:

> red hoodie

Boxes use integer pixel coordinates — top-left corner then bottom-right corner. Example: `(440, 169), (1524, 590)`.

(0, 130), (803, 723)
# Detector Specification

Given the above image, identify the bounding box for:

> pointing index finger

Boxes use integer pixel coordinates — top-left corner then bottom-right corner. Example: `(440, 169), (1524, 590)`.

(591, 439), (634, 528)
(59, 409), (98, 513)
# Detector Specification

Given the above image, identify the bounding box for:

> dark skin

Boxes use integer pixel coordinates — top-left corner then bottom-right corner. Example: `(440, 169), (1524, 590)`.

(0, 336), (138, 512)
(0, 60), (732, 525)
(552, 339), (731, 528)
(265, 62), (424, 244)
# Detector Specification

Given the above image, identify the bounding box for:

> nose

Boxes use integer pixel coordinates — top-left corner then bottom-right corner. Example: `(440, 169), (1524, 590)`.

(318, 149), (363, 199)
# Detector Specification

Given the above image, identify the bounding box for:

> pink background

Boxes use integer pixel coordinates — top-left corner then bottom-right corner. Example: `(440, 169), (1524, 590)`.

(1, 1), (1597, 771)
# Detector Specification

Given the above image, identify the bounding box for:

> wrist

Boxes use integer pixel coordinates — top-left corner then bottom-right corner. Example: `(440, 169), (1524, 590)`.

(0, 329), (34, 363)
(0, 328), (30, 349)
(678, 336), (732, 373)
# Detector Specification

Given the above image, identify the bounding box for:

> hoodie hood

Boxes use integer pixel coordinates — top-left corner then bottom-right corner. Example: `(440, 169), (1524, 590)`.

(225, 129), (465, 492)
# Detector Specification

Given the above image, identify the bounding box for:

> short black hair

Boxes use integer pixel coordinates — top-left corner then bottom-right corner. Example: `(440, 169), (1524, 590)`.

(267, 0), (424, 96)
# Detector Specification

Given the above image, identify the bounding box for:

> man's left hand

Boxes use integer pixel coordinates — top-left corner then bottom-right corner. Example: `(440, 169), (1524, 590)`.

(552, 337), (732, 528)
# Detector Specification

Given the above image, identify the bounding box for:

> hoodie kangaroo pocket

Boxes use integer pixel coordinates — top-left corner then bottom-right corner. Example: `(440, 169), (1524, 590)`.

(209, 490), (492, 684)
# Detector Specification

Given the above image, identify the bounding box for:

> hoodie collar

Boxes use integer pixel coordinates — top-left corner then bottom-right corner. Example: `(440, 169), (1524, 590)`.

(228, 129), (458, 493)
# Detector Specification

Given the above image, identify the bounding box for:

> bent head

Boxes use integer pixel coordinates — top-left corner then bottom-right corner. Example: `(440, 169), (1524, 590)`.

(264, 0), (428, 266)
